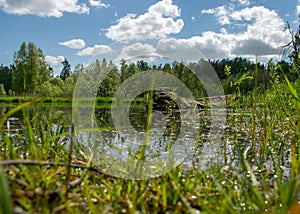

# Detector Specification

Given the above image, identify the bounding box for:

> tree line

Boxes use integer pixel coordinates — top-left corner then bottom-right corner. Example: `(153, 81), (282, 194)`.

(0, 41), (297, 98)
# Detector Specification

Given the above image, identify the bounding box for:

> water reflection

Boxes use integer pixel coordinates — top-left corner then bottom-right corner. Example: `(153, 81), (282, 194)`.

(0, 102), (295, 181)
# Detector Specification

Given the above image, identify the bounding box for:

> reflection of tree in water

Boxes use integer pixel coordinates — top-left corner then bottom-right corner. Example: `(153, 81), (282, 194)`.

(0, 104), (73, 148)
(129, 108), (181, 140)
(129, 89), (181, 142)
(93, 95), (182, 159)
(0, 104), (74, 162)
(94, 107), (114, 129)
(0, 103), (72, 123)
(94, 101), (181, 142)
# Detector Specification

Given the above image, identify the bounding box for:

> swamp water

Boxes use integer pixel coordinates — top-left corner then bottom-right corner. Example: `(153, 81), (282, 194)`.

(0, 102), (292, 180)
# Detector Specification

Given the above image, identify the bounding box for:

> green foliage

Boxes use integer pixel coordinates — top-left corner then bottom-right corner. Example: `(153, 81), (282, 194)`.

(120, 61), (138, 83)
(0, 41), (297, 99)
(61, 75), (76, 97)
(0, 65), (13, 92)
(1, 77), (300, 213)
(211, 57), (258, 79)
(97, 67), (121, 97)
(12, 42), (50, 95)
(224, 64), (231, 77)
(0, 84), (6, 96)
(7, 90), (15, 96)
(60, 58), (71, 81)
(49, 77), (64, 87)
(0, 167), (12, 214)
(36, 81), (63, 97)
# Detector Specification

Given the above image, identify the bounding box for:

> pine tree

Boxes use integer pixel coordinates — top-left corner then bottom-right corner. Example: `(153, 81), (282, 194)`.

(13, 42), (27, 94)
(0, 65), (13, 92)
(27, 42), (39, 94)
(12, 42), (50, 95)
(60, 58), (71, 81)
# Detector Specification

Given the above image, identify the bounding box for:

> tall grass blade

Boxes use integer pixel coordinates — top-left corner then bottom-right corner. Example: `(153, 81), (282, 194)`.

(0, 98), (43, 130)
(0, 167), (12, 214)
(284, 75), (299, 101)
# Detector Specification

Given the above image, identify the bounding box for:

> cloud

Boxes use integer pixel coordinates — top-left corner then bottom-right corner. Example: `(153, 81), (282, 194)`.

(202, 6), (233, 25)
(156, 35), (229, 61)
(231, 39), (279, 56)
(59, 39), (86, 49)
(121, 43), (155, 57)
(101, 5), (289, 63)
(230, 6), (289, 47)
(297, 0), (300, 15)
(89, 0), (109, 8)
(157, 6), (290, 60)
(105, 0), (184, 41)
(236, 0), (250, 6)
(0, 0), (89, 17)
(77, 44), (112, 56)
(115, 43), (156, 62)
(45, 55), (65, 66)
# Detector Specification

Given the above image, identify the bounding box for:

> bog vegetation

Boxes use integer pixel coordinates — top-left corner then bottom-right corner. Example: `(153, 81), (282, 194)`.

(0, 24), (300, 213)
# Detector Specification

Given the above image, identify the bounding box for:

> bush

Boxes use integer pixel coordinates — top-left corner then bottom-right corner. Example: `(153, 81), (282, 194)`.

(8, 90), (15, 96)
(0, 84), (6, 96)
(36, 81), (62, 97)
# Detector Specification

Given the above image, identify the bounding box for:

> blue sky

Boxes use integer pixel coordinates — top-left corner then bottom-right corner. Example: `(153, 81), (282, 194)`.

(0, 0), (299, 74)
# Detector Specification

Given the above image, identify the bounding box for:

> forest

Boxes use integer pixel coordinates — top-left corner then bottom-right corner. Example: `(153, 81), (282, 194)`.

(0, 41), (297, 100)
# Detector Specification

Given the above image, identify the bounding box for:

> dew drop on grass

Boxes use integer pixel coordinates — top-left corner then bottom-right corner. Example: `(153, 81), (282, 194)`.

(190, 195), (197, 200)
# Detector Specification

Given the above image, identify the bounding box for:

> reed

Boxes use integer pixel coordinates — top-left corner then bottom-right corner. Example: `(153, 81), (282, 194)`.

(0, 77), (300, 213)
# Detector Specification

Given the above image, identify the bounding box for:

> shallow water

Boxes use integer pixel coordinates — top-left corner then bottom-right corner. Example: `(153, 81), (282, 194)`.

(0, 102), (293, 179)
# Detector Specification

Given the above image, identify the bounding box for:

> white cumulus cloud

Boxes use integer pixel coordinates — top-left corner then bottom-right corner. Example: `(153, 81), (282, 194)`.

(0, 0), (89, 17)
(159, 6), (290, 60)
(237, 0), (250, 6)
(157, 35), (229, 61)
(89, 0), (109, 8)
(202, 5), (233, 25)
(121, 43), (156, 57)
(105, 0), (184, 41)
(77, 44), (112, 56)
(45, 55), (65, 66)
(230, 6), (289, 48)
(59, 39), (86, 49)
(115, 43), (157, 62)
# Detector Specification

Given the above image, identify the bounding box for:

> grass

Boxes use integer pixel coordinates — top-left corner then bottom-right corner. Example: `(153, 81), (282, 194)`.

(0, 96), (72, 104)
(0, 78), (300, 213)
(0, 96), (146, 104)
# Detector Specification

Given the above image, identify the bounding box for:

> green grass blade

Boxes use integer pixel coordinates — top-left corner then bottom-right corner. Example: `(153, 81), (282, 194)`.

(0, 167), (13, 214)
(284, 75), (299, 101)
(0, 98), (43, 130)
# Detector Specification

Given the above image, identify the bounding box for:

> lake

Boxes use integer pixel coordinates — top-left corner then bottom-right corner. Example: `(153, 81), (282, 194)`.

(0, 101), (292, 180)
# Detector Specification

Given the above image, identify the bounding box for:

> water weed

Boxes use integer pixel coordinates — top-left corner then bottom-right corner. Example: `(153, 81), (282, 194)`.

(0, 78), (300, 213)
